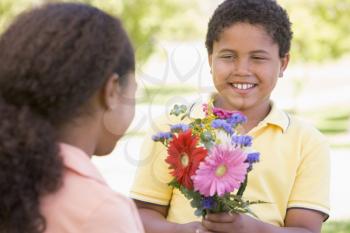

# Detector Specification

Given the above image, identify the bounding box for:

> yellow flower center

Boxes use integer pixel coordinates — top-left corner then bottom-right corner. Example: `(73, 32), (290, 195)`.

(215, 164), (227, 177)
(180, 153), (189, 167)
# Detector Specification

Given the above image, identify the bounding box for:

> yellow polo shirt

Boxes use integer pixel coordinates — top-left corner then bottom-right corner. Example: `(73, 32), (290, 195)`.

(130, 102), (330, 226)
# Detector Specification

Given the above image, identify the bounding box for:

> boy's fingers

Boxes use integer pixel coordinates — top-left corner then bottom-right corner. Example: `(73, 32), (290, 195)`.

(202, 219), (232, 232)
(191, 222), (214, 233)
(196, 230), (214, 233)
(205, 212), (238, 223)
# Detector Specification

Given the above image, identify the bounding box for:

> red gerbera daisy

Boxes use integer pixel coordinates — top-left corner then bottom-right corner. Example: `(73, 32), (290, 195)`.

(166, 130), (207, 189)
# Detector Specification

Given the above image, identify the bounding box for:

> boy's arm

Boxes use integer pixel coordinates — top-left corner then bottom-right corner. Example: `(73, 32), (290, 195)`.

(202, 208), (324, 233)
(283, 208), (325, 233)
(134, 200), (212, 233)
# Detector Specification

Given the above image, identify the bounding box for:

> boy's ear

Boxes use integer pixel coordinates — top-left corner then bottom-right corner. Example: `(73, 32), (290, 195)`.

(101, 73), (119, 110)
(279, 53), (290, 78)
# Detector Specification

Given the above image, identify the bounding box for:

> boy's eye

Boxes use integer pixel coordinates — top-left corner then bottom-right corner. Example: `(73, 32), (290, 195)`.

(220, 55), (234, 59)
(252, 56), (267, 60)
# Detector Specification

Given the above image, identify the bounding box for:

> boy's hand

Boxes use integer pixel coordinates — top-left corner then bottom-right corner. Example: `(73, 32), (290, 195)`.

(202, 212), (252, 233)
(175, 221), (213, 233)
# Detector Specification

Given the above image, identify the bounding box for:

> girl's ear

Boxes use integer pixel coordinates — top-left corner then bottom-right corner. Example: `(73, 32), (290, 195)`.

(279, 53), (290, 78)
(102, 73), (119, 110)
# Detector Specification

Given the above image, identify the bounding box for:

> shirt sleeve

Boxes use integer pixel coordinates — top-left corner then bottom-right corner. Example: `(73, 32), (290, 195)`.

(129, 103), (205, 207)
(130, 130), (174, 205)
(287, 128), (330, 217)
(80, 195), (145, 233)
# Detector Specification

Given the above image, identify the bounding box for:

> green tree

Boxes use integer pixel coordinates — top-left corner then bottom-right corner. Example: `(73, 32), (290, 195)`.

(64, 0), (200, 63)
(0, 0), (200, 64)
(281, 0), (350, 63)
(0, 0), (36, 31)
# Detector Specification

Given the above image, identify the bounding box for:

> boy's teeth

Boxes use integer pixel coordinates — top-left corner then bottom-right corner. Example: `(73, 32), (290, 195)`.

(232, 83), (254, 90)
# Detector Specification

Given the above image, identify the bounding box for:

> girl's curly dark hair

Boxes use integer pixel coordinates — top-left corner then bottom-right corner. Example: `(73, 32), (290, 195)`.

(206, 0), (293, 57)
(0, 3), (134, 233)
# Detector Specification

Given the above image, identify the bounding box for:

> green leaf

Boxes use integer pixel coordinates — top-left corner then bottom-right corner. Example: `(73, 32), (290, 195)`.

(194, 208), (204, 217)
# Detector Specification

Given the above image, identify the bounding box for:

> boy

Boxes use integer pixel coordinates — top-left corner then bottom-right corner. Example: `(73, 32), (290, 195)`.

(131, 1), (330, 232)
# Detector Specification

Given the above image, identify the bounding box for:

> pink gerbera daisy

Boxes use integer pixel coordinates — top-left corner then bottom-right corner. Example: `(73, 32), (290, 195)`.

(192, 145), (248, 197)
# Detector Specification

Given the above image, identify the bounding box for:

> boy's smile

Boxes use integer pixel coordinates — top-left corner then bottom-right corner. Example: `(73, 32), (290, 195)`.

(208, 22), (289, 119)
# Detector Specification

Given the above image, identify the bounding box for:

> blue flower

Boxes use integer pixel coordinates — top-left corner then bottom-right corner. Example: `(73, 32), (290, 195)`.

(245, 152), (260, 164)
(152, 132), (173, 142)
(211, 119), (233, 135)
(226, 113), (247, 126)
(245, 152), (260, 172)
(170, 123), (189, 133)
(211, 119), (226, 128)
(201, 197), (216, 209)
(231, 135), (252, 147)
(223, 124), (233, 135)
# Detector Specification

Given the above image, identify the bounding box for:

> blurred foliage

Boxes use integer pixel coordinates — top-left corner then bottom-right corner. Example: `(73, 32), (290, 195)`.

(280, 0), (350, 63)
(0, 0), (36, 30)
(0, 0), (201, 64)
(1, 0), (350, 63)
(322, 221), (350, 233)
(72, 0), (201, 63)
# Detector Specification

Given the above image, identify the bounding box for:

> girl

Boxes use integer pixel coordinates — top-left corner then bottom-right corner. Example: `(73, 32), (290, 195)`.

(0, 3), (144, 233)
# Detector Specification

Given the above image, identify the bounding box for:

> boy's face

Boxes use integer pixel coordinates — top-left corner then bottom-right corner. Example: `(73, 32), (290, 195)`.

(208, 22), (289, 112)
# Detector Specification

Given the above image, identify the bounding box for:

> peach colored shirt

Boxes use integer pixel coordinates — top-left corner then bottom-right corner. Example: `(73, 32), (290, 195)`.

(41, 143), (144, 233)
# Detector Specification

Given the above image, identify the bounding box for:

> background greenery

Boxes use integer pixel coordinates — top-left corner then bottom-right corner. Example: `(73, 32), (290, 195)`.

(323, 221), (350, 233)
(280, 0), (350, 63)
(0, 0), (202, 63)
(2, 0), (349, 63)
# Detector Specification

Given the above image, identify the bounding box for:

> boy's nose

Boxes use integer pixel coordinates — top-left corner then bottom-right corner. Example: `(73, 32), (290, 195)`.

(233, 59), (251, 76)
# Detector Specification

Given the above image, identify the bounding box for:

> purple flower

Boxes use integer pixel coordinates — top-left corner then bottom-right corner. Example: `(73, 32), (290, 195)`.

(245, 152), (260, 172)
(211, 119), (225, 128)
(227, 113), (247, 126)
(223, 124), (233, 135)
(170, 123), (190, 133)
(152, 132), (173, 142)
(211, 119), (233, 135)
(245, 152), (260, 164)
(232, 135), (253, 147)
(201, 197), (216, 209)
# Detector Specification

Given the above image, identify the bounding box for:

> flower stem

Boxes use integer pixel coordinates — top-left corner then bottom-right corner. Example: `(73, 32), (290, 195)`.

(237, 175), (248, 197)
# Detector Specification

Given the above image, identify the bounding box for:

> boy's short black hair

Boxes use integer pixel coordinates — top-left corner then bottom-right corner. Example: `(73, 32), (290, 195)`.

(206, 0), (293, 57)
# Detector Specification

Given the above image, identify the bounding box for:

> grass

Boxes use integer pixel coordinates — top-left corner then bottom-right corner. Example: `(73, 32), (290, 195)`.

(322, 221), (350, 233)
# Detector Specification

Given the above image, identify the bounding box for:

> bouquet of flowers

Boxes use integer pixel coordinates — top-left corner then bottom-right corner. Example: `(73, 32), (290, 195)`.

(152, 100), (264, 217)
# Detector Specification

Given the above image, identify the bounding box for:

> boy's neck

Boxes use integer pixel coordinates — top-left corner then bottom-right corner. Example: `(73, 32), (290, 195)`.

(241, 103), (271, 133)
